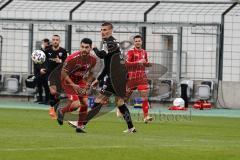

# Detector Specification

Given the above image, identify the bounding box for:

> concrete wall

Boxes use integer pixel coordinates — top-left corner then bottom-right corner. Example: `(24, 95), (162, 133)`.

(217, 81), (240, 109)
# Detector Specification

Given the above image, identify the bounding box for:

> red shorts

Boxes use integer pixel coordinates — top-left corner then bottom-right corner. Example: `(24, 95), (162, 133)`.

(137, 84), (149, 91)
(127, 76), (148, 90)
(62, 80), (88, 101)
(126, 84), (149, 99)
(129, 84), (149, 91)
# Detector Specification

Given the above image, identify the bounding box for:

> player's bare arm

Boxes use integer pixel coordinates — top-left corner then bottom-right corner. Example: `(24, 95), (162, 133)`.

(84, 69), (96, 88)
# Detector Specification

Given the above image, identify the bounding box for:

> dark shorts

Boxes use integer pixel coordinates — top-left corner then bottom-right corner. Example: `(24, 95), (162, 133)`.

(101, 78), (116, 97)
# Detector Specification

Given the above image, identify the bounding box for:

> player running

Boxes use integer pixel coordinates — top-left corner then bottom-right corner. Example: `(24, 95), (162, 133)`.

(125, 35), (153, 123)
(57, 38), (96, 133)
(84, 22), (136, 133)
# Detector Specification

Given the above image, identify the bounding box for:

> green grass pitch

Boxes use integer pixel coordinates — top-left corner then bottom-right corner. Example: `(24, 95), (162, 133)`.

(0, 108), (240, 160)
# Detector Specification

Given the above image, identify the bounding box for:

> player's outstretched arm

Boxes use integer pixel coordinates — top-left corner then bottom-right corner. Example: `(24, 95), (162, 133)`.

(125, 60), (143, 67)
(93, 47), (107, 59)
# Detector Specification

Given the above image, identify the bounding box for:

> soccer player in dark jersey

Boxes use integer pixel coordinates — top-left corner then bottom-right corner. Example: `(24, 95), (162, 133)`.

(88, 22), (136, 133)
(41, 35), (68, 119)
(57, 38), (96, 133)
(125, 35), (153, 123)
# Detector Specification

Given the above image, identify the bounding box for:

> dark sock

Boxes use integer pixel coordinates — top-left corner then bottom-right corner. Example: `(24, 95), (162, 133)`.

(118, 104), (134, 129)
(78, 105), (88, 126)
(83, 102), (102, 125)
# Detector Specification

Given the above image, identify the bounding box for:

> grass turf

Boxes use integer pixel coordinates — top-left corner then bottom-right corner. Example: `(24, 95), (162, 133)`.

(0, 108), (240, 160)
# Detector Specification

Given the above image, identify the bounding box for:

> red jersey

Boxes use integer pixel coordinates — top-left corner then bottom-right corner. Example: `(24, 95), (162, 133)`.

(63, 51), (96, 85)
(125, 47), (149, 88)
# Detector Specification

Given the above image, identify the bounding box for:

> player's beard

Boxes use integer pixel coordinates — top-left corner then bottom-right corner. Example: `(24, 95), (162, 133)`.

(81, 52), (90, 60)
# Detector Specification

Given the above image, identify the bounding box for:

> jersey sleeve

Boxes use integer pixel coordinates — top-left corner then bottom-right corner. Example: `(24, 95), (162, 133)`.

(93, 47), (107, 59)
(144, 50), (151, 67)
(62, 57), (76, 75)
(144, 50), (148, 62)
(61, 49), (68, 63)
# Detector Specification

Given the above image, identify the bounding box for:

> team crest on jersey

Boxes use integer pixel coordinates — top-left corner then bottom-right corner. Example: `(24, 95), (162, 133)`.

(59, 52), (63, 57)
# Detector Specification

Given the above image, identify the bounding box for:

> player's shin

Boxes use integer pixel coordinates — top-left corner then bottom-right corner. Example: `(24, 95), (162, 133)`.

(118, 104), (134, 129)
(78, 105), (88, 127)
(142, 98), (149, 118)
(83, 102), (102, 125)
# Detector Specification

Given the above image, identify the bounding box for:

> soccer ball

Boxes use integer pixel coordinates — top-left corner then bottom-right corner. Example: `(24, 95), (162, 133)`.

(173, 98), (185, 107)
(31, 50), (46, 64)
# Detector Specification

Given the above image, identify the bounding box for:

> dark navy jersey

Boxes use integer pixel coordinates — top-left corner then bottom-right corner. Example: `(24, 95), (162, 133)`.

(44, 47), (68, 75)
(93, 36), (120, 81)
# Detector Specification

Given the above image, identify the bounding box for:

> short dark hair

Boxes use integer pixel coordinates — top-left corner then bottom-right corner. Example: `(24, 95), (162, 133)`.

(42, 38), (50, 45)
(53, 35), (60, 38)
(81, 38), (92, 46)
(101, 22), (113, 29)
(133, 35), (143, 40)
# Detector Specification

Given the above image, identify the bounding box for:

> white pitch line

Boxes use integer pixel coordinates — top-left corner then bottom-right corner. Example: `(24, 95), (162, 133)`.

(0, 144), (193, 152)
(0, 146), (125, 152)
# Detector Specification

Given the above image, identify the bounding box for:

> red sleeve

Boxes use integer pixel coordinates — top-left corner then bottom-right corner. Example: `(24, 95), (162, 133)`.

(144, 50), (148, 63)
(63, 57), (77, 74)
(65, 51), (78, 62)
(143, 50), (151, 67)
(63, 52), (79, 74)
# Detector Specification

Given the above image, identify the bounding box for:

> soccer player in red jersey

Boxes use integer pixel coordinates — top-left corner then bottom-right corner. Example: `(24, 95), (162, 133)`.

(125, 35), (153, 123)
(57, 38), (96, 133)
